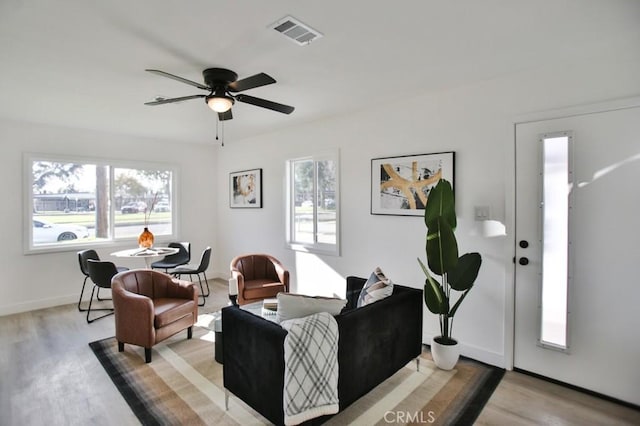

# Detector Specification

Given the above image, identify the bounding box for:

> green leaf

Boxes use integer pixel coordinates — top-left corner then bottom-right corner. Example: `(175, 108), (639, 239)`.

(426, 216), (458, 275)
(424, 277), (448, 315)
(418, 257), (449, 314)
(424, 179), (456, 231)
(448, 252), (482, 291)
(417, 257), (429, 277)
(449, 289), (471, 318)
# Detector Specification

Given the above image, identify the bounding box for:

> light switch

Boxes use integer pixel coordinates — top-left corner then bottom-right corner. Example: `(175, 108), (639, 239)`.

(474, 206), (491, 221)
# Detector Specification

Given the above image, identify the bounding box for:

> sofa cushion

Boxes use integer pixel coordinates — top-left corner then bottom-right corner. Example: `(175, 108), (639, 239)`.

(244, 279), (287, 301)
(276, 293), (347, 323)
(357, 267), (394, 307)
(154, 298), (195, 328)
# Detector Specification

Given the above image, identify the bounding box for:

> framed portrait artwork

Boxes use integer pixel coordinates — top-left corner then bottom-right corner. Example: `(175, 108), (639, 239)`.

(371, 151), (455, 216)
(230, 168), (262, 208)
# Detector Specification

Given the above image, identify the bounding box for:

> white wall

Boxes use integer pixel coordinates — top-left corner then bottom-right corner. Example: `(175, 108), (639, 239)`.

(0, 119), (217, 315)
(1, 38), (638, 367)
(215, 43), (640, 367)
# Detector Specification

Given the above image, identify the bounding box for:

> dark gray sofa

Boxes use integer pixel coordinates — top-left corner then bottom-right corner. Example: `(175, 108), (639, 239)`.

(221, 275), (423, 425)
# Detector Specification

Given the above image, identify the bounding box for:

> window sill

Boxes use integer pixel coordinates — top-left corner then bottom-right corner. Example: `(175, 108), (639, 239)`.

(287, 242), (340, 257)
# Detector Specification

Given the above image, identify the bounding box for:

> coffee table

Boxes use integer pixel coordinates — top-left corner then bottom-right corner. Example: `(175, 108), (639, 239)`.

(214, 301), (278, 363)
(240, 300), (278, 322)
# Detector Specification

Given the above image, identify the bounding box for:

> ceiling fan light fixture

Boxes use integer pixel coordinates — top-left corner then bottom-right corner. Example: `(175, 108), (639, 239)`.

(207, 95), (234, 112)
(145, 68), (294, 117)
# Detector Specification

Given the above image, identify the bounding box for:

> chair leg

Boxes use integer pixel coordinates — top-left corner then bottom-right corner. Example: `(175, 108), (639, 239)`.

(86, 285), (95, 322)
(195, 272), (210, 305)
(201, 272), (211, 297)
(194, 274), (205, 307)
(187, 326), (193, 339)
(96, 287), (112, 302)
(86, 285), (114, 324)
(77, 276), (89, 312)
(176, 273), (206, 306)
(118, 341), (124, 352)
(145, 348), (152, 363)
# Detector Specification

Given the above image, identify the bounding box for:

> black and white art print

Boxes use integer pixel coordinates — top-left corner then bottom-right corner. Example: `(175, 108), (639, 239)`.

(230, 168), (262, 208)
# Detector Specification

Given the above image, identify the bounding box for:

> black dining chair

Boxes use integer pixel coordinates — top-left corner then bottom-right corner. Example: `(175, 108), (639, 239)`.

(172, 246), (211, 307)
(85, 259), (120, 323)
(150, 242), (191, 272)
(77, 249), (128, 312)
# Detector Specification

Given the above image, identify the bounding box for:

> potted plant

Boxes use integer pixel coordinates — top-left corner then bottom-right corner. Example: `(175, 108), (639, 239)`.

(417, 179), (482, 370)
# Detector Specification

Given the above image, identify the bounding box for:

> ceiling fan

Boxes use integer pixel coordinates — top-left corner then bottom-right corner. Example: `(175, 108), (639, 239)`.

(144, 68), (295, 121)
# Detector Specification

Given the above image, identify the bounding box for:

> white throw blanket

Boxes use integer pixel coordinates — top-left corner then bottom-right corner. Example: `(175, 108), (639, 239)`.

(280, 312), (339, 425)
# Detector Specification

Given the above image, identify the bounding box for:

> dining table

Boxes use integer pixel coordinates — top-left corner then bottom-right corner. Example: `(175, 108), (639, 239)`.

(110, 247), (179, 269)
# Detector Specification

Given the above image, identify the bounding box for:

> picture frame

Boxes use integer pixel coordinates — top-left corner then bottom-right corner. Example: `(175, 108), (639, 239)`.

(371, 151), (455, 216)
(230, 168), (262, 208)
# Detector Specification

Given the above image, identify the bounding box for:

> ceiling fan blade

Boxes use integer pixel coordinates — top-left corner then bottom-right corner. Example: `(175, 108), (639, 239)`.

(145, 69), (210, 91)
(218, 109), (233, 121)
(228, 73), (276, 92)
(144, 94), (205, 105)
(235, 94), (295, 114)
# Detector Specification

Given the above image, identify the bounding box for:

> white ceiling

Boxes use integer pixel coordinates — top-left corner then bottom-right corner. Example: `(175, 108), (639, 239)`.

(1, 0), (639, 144)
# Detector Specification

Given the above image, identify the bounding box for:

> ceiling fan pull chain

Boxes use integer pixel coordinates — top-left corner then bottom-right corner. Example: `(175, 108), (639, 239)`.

(215, 115), (220, 142)
(214, 115), (224, 146)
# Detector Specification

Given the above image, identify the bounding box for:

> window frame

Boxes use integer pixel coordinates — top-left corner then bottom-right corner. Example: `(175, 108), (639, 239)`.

(537, 131), (573, 353)
(24, 153), (179, 254)
(285, 150), (340, 256)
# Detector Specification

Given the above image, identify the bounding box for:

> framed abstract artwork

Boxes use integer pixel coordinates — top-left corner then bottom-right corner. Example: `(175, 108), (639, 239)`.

(230, 168), (262, 208)
(371, 151), (455, 216)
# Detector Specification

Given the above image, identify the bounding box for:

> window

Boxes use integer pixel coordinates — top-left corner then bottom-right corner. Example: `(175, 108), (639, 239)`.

(540, 132), (572, 350)
(286, 151), (339, 255)
(26, 154), (176, 253)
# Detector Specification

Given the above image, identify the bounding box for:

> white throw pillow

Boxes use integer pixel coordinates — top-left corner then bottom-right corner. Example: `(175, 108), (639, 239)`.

(356, 267), (394, 307)
(276, 293), (347, 323)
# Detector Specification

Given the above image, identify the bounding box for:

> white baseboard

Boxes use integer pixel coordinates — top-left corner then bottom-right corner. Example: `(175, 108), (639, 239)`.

(423, 333), (506, 368)
(0, 294), (79, 317)
(210, 270), (226, 280)
(0, 270), (227, 317)
(458, 342), (505, 368)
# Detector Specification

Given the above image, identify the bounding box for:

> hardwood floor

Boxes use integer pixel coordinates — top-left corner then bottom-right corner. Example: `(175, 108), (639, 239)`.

(477, 371), (640, 425)
(0, 302), (137, 425)
(1, 279), (638, 425)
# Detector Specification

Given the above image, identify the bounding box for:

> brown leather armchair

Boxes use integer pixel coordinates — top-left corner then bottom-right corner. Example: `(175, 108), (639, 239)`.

(111, 269), (198, 363)
(230, 254), (289, 305)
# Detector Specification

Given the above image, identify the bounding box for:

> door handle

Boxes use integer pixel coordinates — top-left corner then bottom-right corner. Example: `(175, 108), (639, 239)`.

(519, 257), (529, 266)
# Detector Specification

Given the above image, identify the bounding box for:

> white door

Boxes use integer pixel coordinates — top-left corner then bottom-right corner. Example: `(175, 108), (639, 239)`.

(514, 105), (640, 406)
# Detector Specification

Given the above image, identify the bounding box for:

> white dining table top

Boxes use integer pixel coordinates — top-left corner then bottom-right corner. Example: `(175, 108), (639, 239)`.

(110, 247), (179, 258)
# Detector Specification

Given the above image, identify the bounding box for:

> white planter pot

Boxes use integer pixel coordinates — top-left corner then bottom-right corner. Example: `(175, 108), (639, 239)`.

(430, 336), (460, 370)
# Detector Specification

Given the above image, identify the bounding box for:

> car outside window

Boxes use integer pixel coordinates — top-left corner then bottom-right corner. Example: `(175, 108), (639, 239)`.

(26, 155), (177, 253)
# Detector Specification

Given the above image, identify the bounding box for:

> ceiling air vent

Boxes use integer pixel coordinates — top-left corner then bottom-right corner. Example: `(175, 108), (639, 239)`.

(271, 15), (323, 46)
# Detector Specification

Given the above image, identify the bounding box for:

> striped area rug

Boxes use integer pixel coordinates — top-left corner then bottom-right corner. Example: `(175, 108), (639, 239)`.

(89, 326), (503, 425)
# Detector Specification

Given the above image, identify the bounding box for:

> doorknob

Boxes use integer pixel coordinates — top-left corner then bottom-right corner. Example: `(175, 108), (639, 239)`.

(519, 257), (529, 265)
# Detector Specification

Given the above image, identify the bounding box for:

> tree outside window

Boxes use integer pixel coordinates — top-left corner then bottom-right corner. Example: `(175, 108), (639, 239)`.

(28, 156), (176, 252)
(287, 152), (339, 255)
